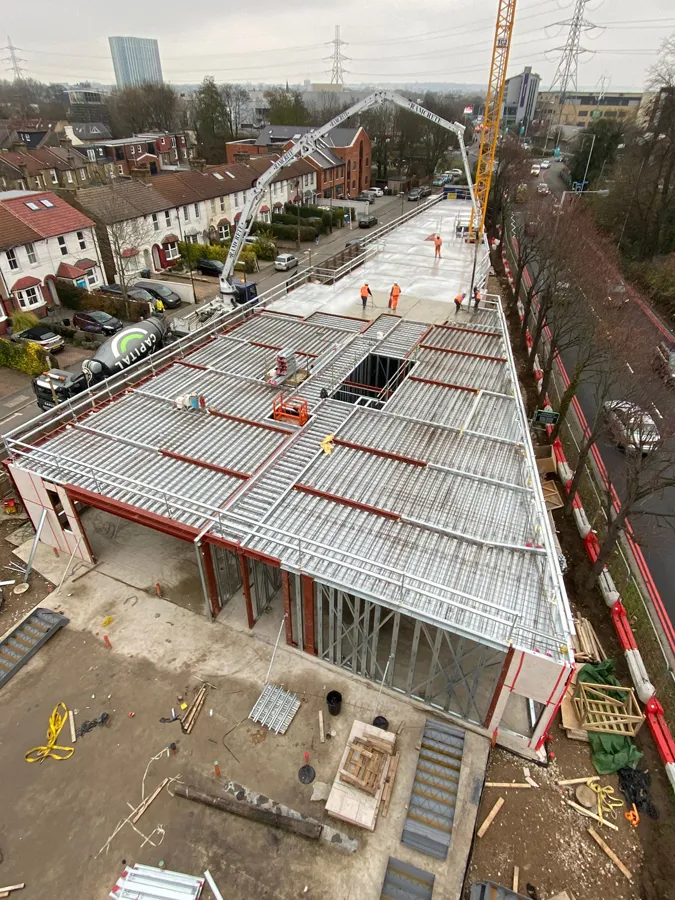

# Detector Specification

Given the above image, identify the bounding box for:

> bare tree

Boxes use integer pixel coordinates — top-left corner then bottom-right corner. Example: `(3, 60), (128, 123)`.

(221, 84), (250, 139)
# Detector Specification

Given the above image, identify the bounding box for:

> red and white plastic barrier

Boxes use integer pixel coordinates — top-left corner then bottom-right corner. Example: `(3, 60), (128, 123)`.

(499, 242), (675, 788)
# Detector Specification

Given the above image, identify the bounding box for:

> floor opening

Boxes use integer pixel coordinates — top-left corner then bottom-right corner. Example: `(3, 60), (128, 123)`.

(334, 353), (413, 405)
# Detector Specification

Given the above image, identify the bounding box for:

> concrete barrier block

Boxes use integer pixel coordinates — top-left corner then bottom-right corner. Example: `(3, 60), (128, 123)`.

(666, 763), (675, 794)
(557, 461), (573, 485)
(573, 506), (591, 538)
(598, 569), (620, 607)
(625, 649), (656, 703)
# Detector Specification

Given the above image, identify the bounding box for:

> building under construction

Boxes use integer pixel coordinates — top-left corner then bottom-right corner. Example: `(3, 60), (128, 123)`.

(4, 199), (574, 758)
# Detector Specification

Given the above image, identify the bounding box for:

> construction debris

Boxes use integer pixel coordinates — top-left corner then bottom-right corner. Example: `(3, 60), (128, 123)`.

(477, 797), (504, 838)
(0, 885), (25, 897)
(556, 776), (600, 786)
(587, 826), (633, 880)
(181, 684), (207, 735)
(339, 734), (394, 796)
(109, 864), (204, 899)
(485, 782), (531, 789)
(175, 783), (322, 840)
(574, 681), (645, 737)
(566, 800), (618, 831)
(573, 617), (606, 664)
(380, 752), (400, 818)
(204, 870), (224, 900)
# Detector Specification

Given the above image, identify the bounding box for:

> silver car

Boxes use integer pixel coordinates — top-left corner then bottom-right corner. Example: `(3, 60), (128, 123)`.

(274, 253), (299, 271)
(603, 400), (661, 454)
(12, 325), (64, 353)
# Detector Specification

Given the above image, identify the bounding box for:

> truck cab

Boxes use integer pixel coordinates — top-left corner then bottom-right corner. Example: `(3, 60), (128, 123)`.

(220, 278), (258, 305)
(32, 369), (87, 411)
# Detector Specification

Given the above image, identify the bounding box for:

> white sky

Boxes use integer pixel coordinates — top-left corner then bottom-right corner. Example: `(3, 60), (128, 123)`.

(4, 0), (674, 91)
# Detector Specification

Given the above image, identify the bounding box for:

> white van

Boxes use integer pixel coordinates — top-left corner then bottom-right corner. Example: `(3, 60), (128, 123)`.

(530, 163), (541, 176)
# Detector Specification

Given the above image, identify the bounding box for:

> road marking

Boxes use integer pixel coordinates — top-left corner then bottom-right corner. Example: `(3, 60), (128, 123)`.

(3, 393), (30, 409)
(626, 362), (634, 374)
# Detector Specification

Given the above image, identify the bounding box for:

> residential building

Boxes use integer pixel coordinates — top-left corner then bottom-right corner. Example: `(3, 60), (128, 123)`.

(72, 133), (192, 179)
(535, 90), (644, 129)
(58, 122), (113, 145)
(64, 88), (111, 126)
(0, 120), (58, 151)
(501, 66), (540, 132)
(0, 145), (97, 193)
(109, 36), (163, 88)
(0, 190), (102, 332)
(225, 125), (372, 199)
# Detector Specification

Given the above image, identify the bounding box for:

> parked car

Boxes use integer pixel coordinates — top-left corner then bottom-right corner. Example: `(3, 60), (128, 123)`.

(407, 188), (422, 201)
(133, 281), (182, 309)
(368, 187), (384, 197)
(358, 215), (378, 229)
(72, 310), (123, 335)
(540, 160), (551, 169)
(603, 400), (661, 453)
(432, 176), (450, 186)
(274, 253), (299, 272)
(530, 163), (541, 176)
(653, 342), (675, 385)
(444, 169), (463, 178)
(419, 185), (432, 198)
(11, 325), (64, 353)
(354, 192), (374, 202)
(345, 237), (366, 249)
(537, 182), (550, 195)
(197, 258), (224, 277)
(98, 283), (155, 304)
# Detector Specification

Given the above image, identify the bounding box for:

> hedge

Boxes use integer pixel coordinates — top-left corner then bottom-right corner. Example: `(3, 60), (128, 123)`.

(285, 204), (346, 228)
(0, 337), (50, 376)
(269, 223), (317, 242)
(56, 280), (148, 323)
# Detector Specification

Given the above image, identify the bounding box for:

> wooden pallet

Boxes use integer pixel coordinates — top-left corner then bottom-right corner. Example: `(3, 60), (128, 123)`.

(573, 681), (644, 736)
(339, 736), (393, 796)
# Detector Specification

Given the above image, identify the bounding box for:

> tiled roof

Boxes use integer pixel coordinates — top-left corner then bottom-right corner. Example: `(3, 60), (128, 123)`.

(0, 190), (94, 249)
(0, 151), (45, 176)
(161, 233), (179, 244)
(75, 257), (96, 269)
(11, 275), (42, 291)
(56, 261), (87, 279)
(74, 181), (173, 223)
(32, 147), (78, 172)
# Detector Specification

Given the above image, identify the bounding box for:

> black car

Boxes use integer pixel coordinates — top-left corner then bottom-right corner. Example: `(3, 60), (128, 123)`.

(354, 193), (373, 202)
(98, 283), (155, 303)
(407, 188), (422, 201)
(419, 185), (432, 198)
(358, 215), (378, 229)
(197, 258), (224, 277)
(133, 281), (182, 309)
(72, 310), (123, 335)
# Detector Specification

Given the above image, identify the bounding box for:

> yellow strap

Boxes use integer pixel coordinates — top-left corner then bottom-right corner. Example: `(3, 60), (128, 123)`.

(590, 782), (623, 822)
(25, 702), (75, 763)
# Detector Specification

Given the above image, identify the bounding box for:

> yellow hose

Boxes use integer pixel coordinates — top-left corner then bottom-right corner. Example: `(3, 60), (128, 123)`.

(25, 702), (75, 762)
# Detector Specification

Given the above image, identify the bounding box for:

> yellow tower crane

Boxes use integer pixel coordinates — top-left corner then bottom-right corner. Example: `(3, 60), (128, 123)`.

(468, 0), (518, 242)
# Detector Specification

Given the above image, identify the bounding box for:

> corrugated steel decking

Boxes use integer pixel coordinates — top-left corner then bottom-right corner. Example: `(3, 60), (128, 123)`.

(381, 857), (435, 900)
(401, 720), (465, 860)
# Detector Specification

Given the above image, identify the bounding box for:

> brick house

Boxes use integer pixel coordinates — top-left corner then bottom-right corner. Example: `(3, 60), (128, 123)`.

(0, 145), (96, 193)
(0, 190), (102, 334)
(74, 133), (193, 180)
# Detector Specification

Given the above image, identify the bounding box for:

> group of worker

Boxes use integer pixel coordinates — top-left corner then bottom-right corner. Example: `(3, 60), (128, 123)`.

(454, 286), (482, 315)
(360, 282), (402, 312)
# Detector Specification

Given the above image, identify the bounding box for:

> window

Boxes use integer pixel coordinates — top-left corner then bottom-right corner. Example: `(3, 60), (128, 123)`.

(352, 180), (356, 189)
(210, 199), (216, 214)
(50, 169), (58, 183)
(193, 202), (199, 218)
(164, 241), (179, 260)
(6, 249), (19, 270)
(86, 269), (98, 287)
(77, 231), (86, 250)
(618, 111), (626, 118)
(24, 201), (40, 211)
(115, 148), (125, 161)
(34, 176), (43, 189)
(87, 149), (96, 162)
(234, 193), (240, 206)
(17, 179), (26, 190)
(152, 213), (160, 231)
(578, 110), (588, 117)
(58, 236), (68, 256)
(66, 171), (74, 184)
(304, 174), (309, 186)
(40, 199), (54, 208)
(186, 233), (199, 245)
(164, 210), (171, 227)
(26, 242), (37, 264)
(78, 168), (87, 180)
(130, 145), (135, 156)
(219, 197), (225, 212)
(182, 205), (190, 221)
(219, 224), (230, 241)
(213, 172), (223, 180)
(118, 165), (125, 175)
(17, 286), (41, 308)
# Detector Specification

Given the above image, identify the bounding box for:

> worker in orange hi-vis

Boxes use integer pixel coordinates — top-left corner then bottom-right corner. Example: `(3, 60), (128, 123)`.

(454, 291), (466, 315)
(389, 282), (401, 311)
(434, 234), (443, 258)
(360, 283), (372, 312)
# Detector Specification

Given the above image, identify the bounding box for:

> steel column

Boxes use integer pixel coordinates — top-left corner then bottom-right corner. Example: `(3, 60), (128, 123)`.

(301, 573), (316, 655)
(239, 552), (255, 629)
(201, 543), (221, 619)
(281, 570), (295, 646)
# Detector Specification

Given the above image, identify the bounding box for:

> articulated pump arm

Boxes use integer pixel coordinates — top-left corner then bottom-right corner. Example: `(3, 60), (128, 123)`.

(221, 91), (476, 290)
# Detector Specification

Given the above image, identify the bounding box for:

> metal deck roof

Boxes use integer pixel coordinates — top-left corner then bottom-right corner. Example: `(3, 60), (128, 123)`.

(5, 201), (573, 661)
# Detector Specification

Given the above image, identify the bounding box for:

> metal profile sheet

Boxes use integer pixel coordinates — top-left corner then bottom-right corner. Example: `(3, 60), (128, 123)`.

(300, 445), (534, 545)
(381, 857), (435, 900)
(295, 338), (374, 406)
(249, 682), (301, 734)
(16, 428), (239, 529)
(413, 347), (511, 395)
(109, 863), (204, 899)
(224, 311), (352, 356)
(385, 380), (520, 443)
(305, 311), (365, 332)
(401, 719), (465, 860)
(242, 491), (567, 657)
(70, 392), (285, 474)
(338, 407), (528, 485)
(422, 326), (506, 357)
(372, 319), (430, 359)
(135, 364), (279, 422)
(184, 336), (288, 380)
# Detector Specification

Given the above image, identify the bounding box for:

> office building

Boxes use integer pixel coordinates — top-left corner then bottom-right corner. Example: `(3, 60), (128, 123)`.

(108, 36), (163, 88)
(502, 66), (540, 132)
(536, 90), (644, 129)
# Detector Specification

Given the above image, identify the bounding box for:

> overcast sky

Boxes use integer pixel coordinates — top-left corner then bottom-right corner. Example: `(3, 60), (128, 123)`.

(4, 0), (674, 91)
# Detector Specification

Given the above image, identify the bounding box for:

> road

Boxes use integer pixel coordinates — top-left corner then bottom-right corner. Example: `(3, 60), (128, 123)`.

(0, 193), (414, 440)
(523, 162), (675, 638)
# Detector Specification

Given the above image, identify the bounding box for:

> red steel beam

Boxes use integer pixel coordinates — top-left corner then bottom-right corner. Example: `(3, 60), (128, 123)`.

(282, 569), (296, 647)
(294, 483), (401, 521)
(433, 323), (501, 338)
(333, 437), (427, 468)
(409, 375), (478, 394)
(200, 543), (221, 618)
(483, 646), (515, 729)
(301, 573), (317, 655)
(419, 344), (506, 363)
(238, 551), (255, 629)
(159, 448), (249, 480)
(206, 407), (292, 434)
(249, 339), (318, 359)
(176, 359), (208, 371)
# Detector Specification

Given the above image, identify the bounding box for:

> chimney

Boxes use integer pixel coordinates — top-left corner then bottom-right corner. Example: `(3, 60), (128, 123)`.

(189, 157), (207, 173)
(11, 141), (28, 154)
(59, 136), (73, 150)
(128, 167), (152, 184)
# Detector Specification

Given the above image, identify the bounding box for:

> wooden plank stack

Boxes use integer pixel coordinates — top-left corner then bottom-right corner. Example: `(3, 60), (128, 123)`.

(180, 684), (207, 735)
(339, 735), (393, 796)
(572, 617), (607, 664)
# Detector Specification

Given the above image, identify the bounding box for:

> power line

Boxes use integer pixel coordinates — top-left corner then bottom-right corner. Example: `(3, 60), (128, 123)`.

(328, 25), (347, 85)
(2, 35), (26, 80)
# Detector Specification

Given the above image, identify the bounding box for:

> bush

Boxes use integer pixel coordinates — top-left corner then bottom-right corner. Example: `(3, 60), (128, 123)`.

(234, 249), (257, 274)
(55, 280), (88, 311)
(178, 241), (229, 269)
(9, 310), (40, 333)
(269, 223), (317, 242)
(0, 337), (50, 376)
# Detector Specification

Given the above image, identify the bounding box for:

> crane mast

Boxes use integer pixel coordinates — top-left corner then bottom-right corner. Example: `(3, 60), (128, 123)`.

(468, 0), (518, 241)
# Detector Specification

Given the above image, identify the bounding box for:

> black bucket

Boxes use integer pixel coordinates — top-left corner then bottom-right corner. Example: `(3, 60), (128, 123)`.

(372, 715), (389, 731)
(326, 690), (342, 717)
